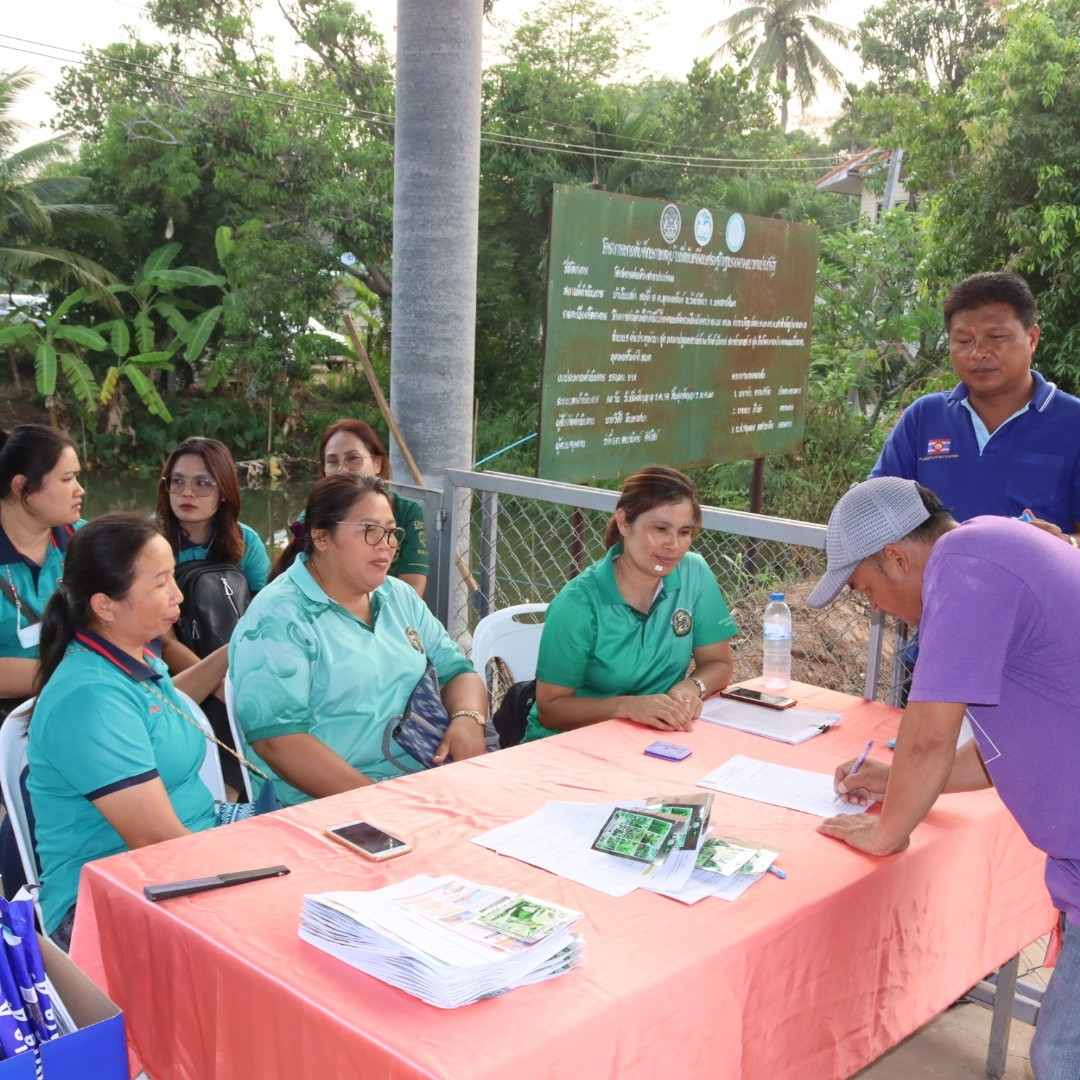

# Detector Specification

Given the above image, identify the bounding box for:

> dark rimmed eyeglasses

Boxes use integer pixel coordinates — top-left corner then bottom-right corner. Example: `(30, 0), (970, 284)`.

(333, 521), (406, 546)
(163, 474), (218, 497)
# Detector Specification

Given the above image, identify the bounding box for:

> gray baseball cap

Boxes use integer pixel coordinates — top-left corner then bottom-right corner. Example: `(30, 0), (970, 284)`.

(807, 477), (931, 608)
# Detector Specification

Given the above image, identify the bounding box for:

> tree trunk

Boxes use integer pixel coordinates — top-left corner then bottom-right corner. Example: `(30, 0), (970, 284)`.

(390, 0), (483, 489)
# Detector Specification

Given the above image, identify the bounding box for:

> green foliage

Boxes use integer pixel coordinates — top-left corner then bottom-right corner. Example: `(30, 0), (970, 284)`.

(902, 0), (1080, 392)
(812, 209), (945, 422)
(0, 68), (121, 304)
(857, 0), (1004, 91)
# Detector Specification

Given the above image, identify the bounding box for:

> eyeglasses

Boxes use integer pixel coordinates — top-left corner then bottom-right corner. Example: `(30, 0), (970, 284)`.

(163, 474), (218, 497)
(334, 521), (406, 547)
(323, 452), (377, 472)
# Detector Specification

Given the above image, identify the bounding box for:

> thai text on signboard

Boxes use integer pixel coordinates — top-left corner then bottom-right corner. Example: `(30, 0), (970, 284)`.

(538, 186), (818, 483)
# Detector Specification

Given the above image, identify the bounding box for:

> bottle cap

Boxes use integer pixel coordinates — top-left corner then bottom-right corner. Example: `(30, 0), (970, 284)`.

(769, 592), (784, 601)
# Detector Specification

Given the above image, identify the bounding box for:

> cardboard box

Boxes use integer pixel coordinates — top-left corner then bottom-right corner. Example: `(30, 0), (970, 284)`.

(0, 936), (126, 1079)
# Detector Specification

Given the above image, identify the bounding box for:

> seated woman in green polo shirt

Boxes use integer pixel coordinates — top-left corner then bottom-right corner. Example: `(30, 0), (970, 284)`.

(228, 473), (487, 806)
(0, 424), (86, 717)
(27, 514), (228, 949)
(523, 466), (737, 742)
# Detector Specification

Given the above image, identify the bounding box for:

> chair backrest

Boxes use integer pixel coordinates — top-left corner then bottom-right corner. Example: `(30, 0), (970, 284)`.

(223, 674), (253, 801)
(0, 698), (41, 893)
(175, 690), (227, 803)
(471, 604), (548, 686)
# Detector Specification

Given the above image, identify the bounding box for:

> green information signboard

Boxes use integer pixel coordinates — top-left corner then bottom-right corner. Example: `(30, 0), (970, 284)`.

(537, 185), (819, 483)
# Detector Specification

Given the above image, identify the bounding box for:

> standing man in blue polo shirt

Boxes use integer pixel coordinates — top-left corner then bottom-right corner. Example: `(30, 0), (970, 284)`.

(871, 271), (1080, 545)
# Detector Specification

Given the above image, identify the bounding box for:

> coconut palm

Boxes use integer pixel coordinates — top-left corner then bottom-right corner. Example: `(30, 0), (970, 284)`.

(0, 68), (118, 302)
(705, 0), (852, 131)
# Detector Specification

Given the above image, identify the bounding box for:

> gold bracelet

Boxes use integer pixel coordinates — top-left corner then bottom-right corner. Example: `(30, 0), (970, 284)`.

(688, 676), (707, 699)
(449, 709), (487, 728)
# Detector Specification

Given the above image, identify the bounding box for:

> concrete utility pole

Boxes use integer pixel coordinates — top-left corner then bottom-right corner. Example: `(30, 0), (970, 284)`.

(391, 0), (483, 489)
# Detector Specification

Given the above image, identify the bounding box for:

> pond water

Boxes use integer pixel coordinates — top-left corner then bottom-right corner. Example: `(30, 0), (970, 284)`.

(81, 470), (314, 554)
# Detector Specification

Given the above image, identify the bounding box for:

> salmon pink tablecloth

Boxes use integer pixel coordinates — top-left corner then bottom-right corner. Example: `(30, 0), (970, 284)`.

(70, 683), (1054, 1080)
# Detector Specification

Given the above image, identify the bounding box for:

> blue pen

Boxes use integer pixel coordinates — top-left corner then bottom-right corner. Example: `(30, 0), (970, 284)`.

(767, 864), (787, 880)
(835, 739), (874, 802)
(1019, 511), (1034, 523)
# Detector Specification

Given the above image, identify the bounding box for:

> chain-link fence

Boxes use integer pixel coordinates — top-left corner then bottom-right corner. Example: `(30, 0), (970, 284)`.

(435, 470), (907, 704)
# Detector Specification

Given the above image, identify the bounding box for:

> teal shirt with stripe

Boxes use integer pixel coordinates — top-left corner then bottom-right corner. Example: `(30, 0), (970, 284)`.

(0, 520), (85, 660)
(523, 548), (738, 742)
(228, 553), (473, 805)
(27, 631), (217, 934)
(177, 521), (270, 592)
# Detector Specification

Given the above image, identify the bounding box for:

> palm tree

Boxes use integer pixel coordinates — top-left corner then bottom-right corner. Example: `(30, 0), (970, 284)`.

(0, 68), (118, 302)
(705, 0), (852, 131)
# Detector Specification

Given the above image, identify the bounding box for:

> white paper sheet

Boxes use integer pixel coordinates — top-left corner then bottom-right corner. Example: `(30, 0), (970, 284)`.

(696, 755), (870, 817)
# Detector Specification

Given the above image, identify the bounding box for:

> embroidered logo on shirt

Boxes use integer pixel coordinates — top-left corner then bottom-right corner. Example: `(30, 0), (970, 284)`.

(405, 627), (424, 652)
(926, 438), (952, 455)
(671, 609), (692, 637)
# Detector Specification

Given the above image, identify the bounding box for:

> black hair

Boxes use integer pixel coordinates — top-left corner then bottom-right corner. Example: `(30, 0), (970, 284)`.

(0, 424), (78, 502)
(269, 473), (391, 582)
(943, 272), (1038, 331)
(35, 514), (164, 696)
(604, 466), (701, 549)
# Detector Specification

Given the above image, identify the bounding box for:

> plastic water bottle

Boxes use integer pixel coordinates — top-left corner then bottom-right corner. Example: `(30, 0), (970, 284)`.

(762, 592), (792, 690)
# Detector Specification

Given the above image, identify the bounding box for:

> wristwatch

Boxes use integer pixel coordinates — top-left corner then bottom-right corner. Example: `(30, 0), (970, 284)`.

(688, 676), (707, 699)
(449, 709), (487, 728)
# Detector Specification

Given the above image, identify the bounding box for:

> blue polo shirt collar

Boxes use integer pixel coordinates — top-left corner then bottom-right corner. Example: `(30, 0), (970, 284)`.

(178, 529), (214, 554)
(947, 370), (1056, 410)
(0, 522), (74, 567)
(73, 628), (161, 682)
(595, 544), (681, 607)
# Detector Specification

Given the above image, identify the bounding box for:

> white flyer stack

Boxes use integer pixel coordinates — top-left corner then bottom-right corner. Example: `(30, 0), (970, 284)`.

(299, 874), (585, 1008)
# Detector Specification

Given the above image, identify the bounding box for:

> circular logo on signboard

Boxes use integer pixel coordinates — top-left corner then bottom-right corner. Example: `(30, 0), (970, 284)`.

(725, 213), (746, 253)
(671, 609), (693, 637)
(694, 208), (714, 246)
(660, 204), (682, 244)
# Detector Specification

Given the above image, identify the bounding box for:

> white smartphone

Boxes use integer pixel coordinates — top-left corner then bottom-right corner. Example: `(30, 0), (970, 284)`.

(326, 819), (412, 861)
(719, 686), (798, 710)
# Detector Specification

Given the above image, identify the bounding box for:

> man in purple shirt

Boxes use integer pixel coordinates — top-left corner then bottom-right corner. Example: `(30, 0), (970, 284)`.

(808, 476), (1080, 1080)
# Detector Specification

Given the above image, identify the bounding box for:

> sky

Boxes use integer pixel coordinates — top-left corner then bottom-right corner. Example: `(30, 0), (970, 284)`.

(1, 0), (873, 149)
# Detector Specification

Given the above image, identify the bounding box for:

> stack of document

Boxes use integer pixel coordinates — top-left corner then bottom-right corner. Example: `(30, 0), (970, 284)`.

(472, 797), (776, 905)
(300, 874), (585, 1008)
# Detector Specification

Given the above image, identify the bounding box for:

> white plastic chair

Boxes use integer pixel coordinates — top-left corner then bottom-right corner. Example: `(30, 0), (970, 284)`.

(175, 690), (227, 803)
(0, 698), (43, 912)
(223, 673), (253, 801)
(471, 603), (548, 687)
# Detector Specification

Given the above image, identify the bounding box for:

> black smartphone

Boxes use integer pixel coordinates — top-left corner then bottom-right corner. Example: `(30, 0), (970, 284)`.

(719, 686), (797, 710)
(326, 820), (412, 861)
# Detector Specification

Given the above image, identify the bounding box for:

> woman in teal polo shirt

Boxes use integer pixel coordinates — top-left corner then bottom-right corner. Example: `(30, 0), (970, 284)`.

(0, 425), (85, 717)
(154, 436), (269, 669)
(229, 473), (486, 806)
(523, 466), (737, 742)
(317, 419), (429, 596)
(27, 514), (226, 947)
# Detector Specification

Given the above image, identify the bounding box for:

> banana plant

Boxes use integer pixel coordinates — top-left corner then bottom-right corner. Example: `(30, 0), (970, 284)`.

(97, 242), (228, 423)
(0, 287), (107, 421)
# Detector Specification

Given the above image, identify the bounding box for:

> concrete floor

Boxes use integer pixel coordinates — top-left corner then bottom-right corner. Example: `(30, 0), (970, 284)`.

(854, 938), (1051, 1080)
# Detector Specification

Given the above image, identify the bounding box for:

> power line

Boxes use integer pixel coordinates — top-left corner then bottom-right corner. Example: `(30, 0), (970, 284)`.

(0, 33), (837, 174)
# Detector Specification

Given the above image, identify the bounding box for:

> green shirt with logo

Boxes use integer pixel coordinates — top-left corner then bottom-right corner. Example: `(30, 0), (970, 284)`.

(523, 547), (738, 742)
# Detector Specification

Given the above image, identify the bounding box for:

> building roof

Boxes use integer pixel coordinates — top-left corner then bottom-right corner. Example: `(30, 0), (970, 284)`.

(814, 148), (903, 196)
